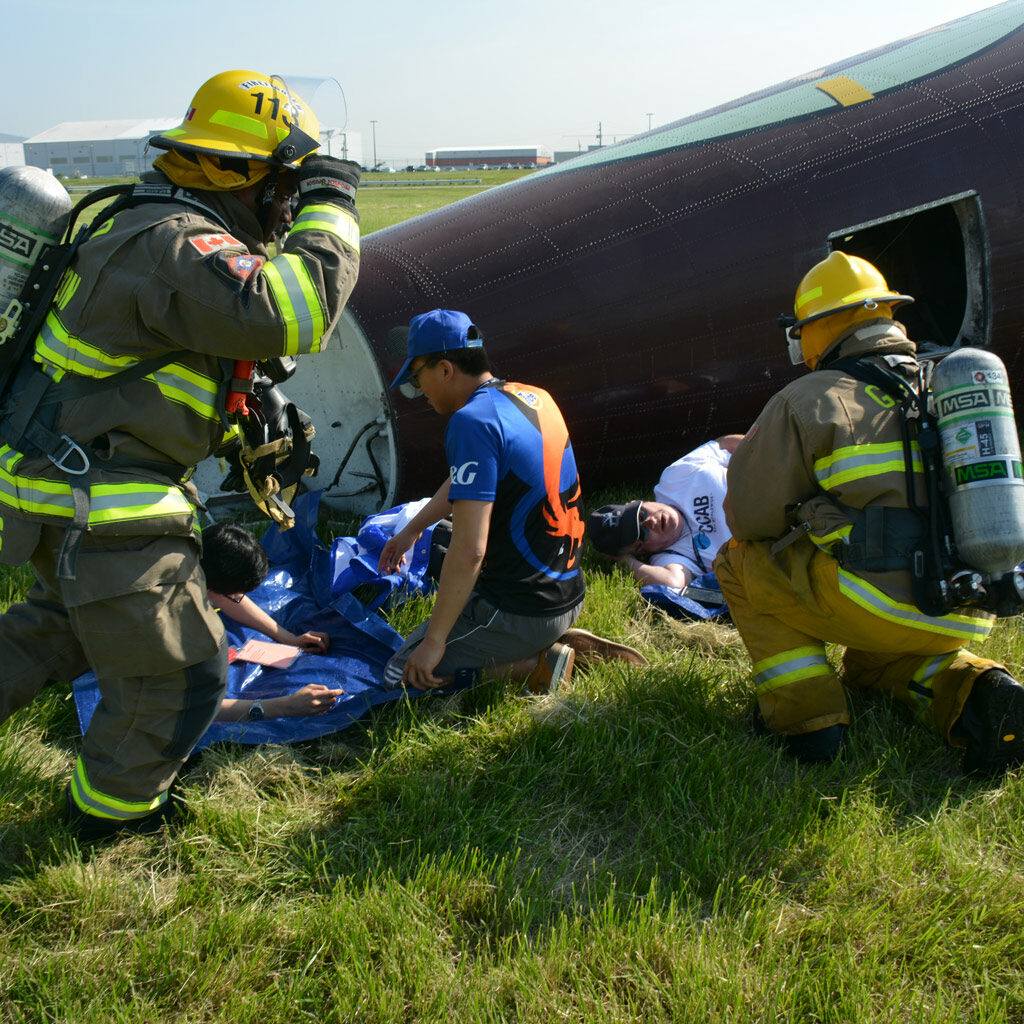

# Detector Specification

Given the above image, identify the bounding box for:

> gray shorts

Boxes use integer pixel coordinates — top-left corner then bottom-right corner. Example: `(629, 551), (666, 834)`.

(383, 592), (582, 687)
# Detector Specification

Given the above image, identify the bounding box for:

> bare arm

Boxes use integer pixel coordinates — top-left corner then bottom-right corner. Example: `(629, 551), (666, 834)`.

(402, 498), (492, 690)
(378, 477), (453, 574)
(208, 592), (330, 653)
(616, 554), (692, 589)
(216, 683), (344, 722)
(715, 434), (745, 455)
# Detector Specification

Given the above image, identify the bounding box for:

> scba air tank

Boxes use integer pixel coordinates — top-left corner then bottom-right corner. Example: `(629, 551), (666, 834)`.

(932, 347), (1024, 575)
(0, 166), (71, 333)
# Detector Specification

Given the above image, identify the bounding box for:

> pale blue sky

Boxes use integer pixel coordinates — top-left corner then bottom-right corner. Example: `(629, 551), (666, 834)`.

(4, 0), (1008, 166)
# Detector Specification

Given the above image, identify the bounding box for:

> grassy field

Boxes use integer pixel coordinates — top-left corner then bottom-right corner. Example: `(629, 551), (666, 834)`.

(3, 175), (1024, 1022)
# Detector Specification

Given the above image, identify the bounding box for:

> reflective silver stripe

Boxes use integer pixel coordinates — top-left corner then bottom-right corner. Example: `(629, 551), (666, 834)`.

(35, 311), (138, 378)
(291, 203), (361, 253)
(837, 568), (993, 641)
(814, 441), (922, 490)
(754, 645), (832, 695)
(149, 364), (220, 420)
(905, 652), (958, 720)
(0, 452), (192, 523)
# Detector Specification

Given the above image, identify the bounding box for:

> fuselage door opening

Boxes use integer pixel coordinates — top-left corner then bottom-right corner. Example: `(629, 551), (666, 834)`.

(829, 192), (990, 351)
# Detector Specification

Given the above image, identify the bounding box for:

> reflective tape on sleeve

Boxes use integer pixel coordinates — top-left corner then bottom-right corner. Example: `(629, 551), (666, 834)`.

(290, 203), (361, 253)
(814, 441), (922, 491)
(262, 253), (327, 355)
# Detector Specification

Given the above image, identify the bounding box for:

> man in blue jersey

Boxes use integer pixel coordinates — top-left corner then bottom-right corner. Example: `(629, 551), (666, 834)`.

(380, 309), (588, 693)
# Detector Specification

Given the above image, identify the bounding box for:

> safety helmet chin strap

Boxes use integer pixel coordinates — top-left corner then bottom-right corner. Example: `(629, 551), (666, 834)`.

(255, 169), (281, 241)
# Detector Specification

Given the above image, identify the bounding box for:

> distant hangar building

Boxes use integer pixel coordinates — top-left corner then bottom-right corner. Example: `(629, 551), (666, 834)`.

(426, 146), (552, 169)
(23, 119), (179, 178)
(22, 120), (361, 179)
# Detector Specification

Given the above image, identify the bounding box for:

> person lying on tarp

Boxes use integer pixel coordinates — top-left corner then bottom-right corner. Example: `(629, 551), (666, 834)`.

(201, 522), (343, 722)
(587, 436), (743, 589)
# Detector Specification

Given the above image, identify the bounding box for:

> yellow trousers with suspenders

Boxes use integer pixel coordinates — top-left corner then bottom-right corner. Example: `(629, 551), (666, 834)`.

(714, 538), (1002, 744)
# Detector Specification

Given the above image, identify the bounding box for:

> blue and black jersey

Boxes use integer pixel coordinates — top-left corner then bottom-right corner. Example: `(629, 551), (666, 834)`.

(445, 380), (585, 616)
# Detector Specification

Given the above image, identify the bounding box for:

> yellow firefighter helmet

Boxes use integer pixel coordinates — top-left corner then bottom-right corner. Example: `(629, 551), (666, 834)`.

(149, 70), (320, 169)
(780, 251), (914, 368)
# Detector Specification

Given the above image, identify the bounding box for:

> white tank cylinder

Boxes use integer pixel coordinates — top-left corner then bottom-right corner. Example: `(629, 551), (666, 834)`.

(933, 347), (1024, 574)
(0, 166), (72, 315)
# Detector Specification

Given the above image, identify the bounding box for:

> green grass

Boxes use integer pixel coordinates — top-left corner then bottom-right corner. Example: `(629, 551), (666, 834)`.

(6, 178), (1024, 1022)
(2, 527), (1024, 1022)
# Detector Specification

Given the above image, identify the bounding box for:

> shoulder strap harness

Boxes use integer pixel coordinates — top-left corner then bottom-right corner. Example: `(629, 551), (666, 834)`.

(0, 183), (230, 579)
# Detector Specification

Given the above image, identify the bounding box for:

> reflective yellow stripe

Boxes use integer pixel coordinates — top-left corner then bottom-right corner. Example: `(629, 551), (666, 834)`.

(34, 314), (219, 421)
(36, 309), (138, 378)
(148, 363), (220, 421)
(905, 652), (958, 720)
(291, 203), (361, 253)
(209, 109), (269, 141)
(814, 441), (922, 490)
(837, 568), (993, 641)
(754, 645), (832, 695)
(55, 269), (80, 309)
(70, 756), (166, 820)
(809, 523), (853, 549)
(795, 285), (823, 313)
(0, 446), (192, 524)
(263, 253), (327, 355)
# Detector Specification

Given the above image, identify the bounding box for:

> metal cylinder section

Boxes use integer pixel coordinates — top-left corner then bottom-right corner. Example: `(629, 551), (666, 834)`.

(0, 166), (71, 315)
(933, 347), (1024, 574)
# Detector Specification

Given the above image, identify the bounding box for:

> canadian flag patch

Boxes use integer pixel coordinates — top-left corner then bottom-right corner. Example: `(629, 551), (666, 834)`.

(189, 232), (244, 256)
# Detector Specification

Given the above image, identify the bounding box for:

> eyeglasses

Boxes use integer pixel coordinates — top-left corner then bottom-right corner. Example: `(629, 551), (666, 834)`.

(228, 593), (245, 604)
(637, 504), (651, 543)
(408, 360), (434, 392)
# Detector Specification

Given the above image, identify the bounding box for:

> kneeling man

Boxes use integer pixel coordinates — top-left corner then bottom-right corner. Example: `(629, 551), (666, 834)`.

(380, 310), (587, 693)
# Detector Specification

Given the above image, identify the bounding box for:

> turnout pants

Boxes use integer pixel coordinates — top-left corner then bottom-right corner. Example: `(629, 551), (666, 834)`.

(714, 540), (1001, 743)
(0, 525), (226, 823)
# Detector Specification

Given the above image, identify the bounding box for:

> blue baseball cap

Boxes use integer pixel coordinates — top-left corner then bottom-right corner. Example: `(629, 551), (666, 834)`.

(390, 309), (482, 389)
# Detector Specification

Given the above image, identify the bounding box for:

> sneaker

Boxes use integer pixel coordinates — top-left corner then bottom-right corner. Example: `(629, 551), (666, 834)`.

(525, 642), (575, 694)
(957, 668), (1024, 776)
(559, 628), (647, 666)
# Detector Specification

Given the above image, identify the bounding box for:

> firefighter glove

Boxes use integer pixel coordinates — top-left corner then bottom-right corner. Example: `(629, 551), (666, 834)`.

(296, 156), (360, 215)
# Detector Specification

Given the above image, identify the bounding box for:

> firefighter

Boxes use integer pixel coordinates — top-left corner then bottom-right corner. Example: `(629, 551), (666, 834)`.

(0, 69), (361, 840)
(714, 251), (1024, 773)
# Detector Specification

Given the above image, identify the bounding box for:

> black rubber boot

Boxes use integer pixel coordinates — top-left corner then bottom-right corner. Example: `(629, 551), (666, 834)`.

(785, 724), (847, 763)
(955, 669), (1024, 776)
(66, 784), (182, 846)
(752, 707), (847, 763)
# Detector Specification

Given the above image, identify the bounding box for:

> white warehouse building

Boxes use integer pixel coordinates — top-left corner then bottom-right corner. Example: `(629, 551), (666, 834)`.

(23, 120), (179, 178)
(23, 121), (361, 178)
(426, 145), (552, 169)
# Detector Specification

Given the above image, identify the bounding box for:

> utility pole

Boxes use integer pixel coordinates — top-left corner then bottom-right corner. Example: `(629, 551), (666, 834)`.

(370, 120), (378, 169)
(647, 112), (653, 131)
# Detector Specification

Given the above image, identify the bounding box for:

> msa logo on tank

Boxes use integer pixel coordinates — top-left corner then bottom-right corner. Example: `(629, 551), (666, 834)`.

(0, 221), (38, 265)
(514, 389), (539, 407)
(451, 461), (478, 486)
(937, 386), (1012, 416)
(954, 459), (1024, 486)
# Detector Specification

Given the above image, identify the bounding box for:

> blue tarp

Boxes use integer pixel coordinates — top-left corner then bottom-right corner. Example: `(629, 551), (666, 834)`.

(73, 491), (434, 748)
(641, 572), (729, 621)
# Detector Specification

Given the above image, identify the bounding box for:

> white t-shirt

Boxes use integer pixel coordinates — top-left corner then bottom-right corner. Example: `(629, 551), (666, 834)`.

(649, 440), (732, 579)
